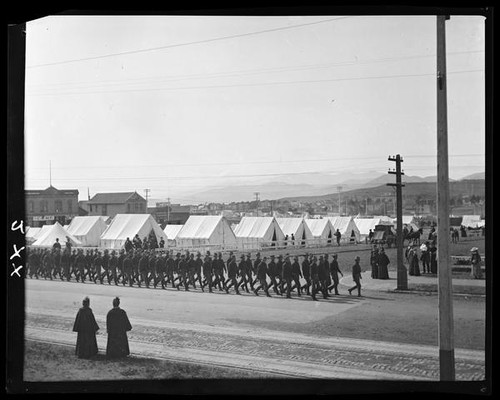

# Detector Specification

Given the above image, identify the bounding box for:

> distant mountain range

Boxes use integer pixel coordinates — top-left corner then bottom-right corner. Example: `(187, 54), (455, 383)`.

(150, 170), (484, 204)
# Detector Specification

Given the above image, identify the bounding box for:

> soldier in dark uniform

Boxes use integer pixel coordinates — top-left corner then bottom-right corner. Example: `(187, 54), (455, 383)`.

(159, 237), (165, 249)
(194, 252), (204, 291)
(109, 250), (119, 285)
(117, 249), (126, 285)
(70, 249), (78, 281)
(203, 251), (214, 292)
(267, 255), (281, 295)
(328, 253), (343, 295)
(310, 256), (320, 301)
(290, 255), (303, 297)
(132, 250), (142, 286)
(253, 256), (271, 297)
(214, 252), (226, 291)
(323, 254), (332, 294)
(52, 238), (62, 252)
(148, 251), (158, 288)
(65, 236), (73, 254)
(225, 254), (240, 294)
(187, 253), (198, 289)
(61, 248), (72, 282)
(167, 252), (177, 288)
(75, 249), (87, 283)
(317, 255), (329, 299)
(236, 254), (250, 293)
(348, 256), (363, 297)
(84, 250), (93, 282)
(300, 253), (311, 295)
(282, 255), (293, 298)
(124, 237), (134, 253)
(245, 253), (255, 291)
(27, 248), (38, 279)
(252, 252), (262, 288)
(276, 254), (284, 293)
(53, 248), (62, 280)
(101, 249), (110, 284)
(177, 254), (189, 291)
(156, 252), (168, 289)
(123, 252), (134, 287)
(138, 250), (150, 288)
(93, 251), (103, 284)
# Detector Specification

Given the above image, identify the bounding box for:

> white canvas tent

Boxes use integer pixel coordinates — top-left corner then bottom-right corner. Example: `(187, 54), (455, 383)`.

(174, 216), (237, 251)
(67, 216), (109, 247)
(354, 217), (390, 242)
(304, 218), (335, 246)
(461, 215), (484, 228)
(393, 215), (419, 232)
(233, 216), (285, 250)
(100, 214), (165, 249)
(25, 227), (41, 244)
(327, 216), (361, 243)
(163, 224), (184, 247)
(31, 222), (82, 247)
(276, 217), (314, 247)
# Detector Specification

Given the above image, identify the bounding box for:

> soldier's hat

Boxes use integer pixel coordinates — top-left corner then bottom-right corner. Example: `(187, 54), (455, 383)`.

(240, 254), (245, 259)
(247, 253), (251, 257)
(176, 252), (181, 257)
(270, 255), (275, 258)
(196, 252), (201, 257)
(206, 251), (211, 255)
(333, 253), (338, 258)
(256, 252), (261, 256)
(278, 255), (283, 259)
(355, 256), (360, 261)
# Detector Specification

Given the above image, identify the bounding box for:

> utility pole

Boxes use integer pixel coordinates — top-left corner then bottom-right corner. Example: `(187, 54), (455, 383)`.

(49, 160), (52, 186)
(337, 186), (343, 215)
(144, 189), (150, 206)
(254, 192), (260, 216)
(167, 197), (171, 223)
(387, 154), (407, 290)
(437, 14), (455, 381)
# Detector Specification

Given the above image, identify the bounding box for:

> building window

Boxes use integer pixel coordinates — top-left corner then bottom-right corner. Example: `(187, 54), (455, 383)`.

(28, 201), (34, 212)
(40, 200), (48, 213)
(67, 200), (73, 213)
(102, 204), (107, 216)
(55, 200), (62, 213)
(135, 202), (139, 212)
(90, 204), (93, 212)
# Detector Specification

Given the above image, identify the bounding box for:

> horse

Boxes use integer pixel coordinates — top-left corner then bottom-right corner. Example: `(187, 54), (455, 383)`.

(404, 228), (423, 246)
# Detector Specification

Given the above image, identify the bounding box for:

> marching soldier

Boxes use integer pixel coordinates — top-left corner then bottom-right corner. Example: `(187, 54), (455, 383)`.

(101, 249), (110, 284)
(139, 250), (150, 288)
(75, 249), (87, 283)
(123, 251), (134, 287)
(245, 253), (255, 291)
(187, 253), (197, 290)
(225, 254), (240, 294)
(318, 255), (329, 299)
(109, 250), (119, 285)
(117, 249), (126, 285)
(202, 251), (214, 292)
(310, 255), (319, 301)
(267, 255), (281, 295)
(61, 248), (72, 282)
(290, 255), (303, 297)
(177, 254), (189, 291)
(236, 254), (250, 293)
(253, 256), (271, 297)
(194, 252), (204, 291)
(301, 253), (312, 295)
(156, 252), (168, 289)
(252, 252), (262, 288)
(132, 250), (142, 286)
(348, 256), (363, 297)
(282, 255), (293, 298)
(93, 251), (103, 284)
(328, 253), (343, 295)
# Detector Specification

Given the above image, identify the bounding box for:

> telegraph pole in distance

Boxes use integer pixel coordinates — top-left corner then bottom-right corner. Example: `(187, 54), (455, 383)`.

(144, 189), (150, 205)
(387, 154), (407, 290)
(436, 14), (455, 381)
(254, 192), (260, 216)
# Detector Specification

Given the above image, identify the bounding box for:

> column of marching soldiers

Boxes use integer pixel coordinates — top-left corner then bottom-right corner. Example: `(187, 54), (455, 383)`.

(25, 245), (346, 301)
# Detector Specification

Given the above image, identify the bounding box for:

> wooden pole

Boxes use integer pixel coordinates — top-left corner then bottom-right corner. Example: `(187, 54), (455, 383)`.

(437, 14), (455, 381)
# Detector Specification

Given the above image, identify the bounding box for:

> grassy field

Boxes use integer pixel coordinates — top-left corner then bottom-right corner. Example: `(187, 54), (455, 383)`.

(23, 340), (276, 382)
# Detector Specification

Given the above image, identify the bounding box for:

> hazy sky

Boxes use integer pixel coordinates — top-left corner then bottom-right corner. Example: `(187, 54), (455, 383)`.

(24, 14), (485, 203)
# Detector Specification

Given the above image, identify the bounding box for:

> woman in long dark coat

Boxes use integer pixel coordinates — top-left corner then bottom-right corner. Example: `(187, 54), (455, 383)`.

(72, 297), (99, 359)
(408, 248), (421, 276)
(377, 248), (390, 279)
(106, 297), (132, 359)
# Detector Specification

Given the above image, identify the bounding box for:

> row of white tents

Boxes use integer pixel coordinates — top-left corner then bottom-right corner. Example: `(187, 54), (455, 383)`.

(27, 213), (482, 252)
